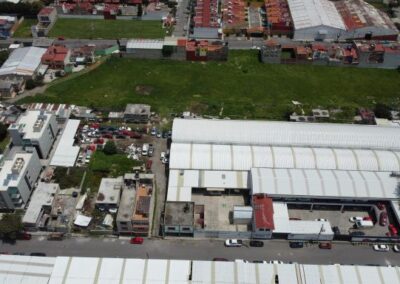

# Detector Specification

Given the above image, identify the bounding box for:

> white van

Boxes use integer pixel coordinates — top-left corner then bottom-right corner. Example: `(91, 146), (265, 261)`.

(142, 143), (149, 156)
(355, 220), (374, 229)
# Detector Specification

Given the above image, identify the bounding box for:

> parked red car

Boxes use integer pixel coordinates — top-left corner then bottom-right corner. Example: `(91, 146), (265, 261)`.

(379, 212), (388, 226)
(146, 160), (153, 170)
(103, 134), (113, 139)
(130, 132), (142, 139)
(94, 138), (104, 144)
(389, 224), (398, 236)
(130, 237), (144, 244)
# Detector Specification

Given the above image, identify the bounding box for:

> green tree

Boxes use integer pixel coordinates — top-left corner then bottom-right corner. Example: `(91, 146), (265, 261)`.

(0, 123), (7, 141)
(25, 79), (36, 90)
(103, 141), (117, 155)
(0, 213), (23, 241)
(374, 103), (392, 119)
(0, 50), (9, 66)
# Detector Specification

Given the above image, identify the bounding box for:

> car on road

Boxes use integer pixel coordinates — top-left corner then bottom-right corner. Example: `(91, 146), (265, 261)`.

(373, 244), (389, 252)
(162, 157), (169, 164)
(318, 242), (332, 249)
(315, 218), (327, 222)
(393, 245), (400, 253)
(130, 237), (144, 244)
(160, 152), (166, 160)
(379, 212), (388, 226)
(349, 217), (363, 223)
(225, 239), (243, 247)
(350, 231), (365, 236)
(289, 242), (304, 248)
(47, 233), (64, 241)
(30, 252), (46, 257)
(213, 258), (228, 261)
(249, 240), (264, 247)
(57, 36), (65, 40)
(151, 128), (157, 136)
(156, 131), (162, 138)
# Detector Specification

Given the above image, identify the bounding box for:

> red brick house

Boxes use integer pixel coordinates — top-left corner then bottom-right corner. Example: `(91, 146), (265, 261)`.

(41, 45), (71, 69)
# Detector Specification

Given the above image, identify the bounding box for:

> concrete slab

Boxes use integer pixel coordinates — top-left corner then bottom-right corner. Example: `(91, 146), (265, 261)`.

(191, 194), (248, 232)
(288, 208), (388, 236)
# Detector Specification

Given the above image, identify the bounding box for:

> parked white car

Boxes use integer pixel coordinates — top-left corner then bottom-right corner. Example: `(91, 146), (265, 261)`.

(160, 152), (166, 160)
(393, 245), (400, 253)
(224, 239), (243, 247)
(373, 244), (389, 252)
(349, 217), (364, 223)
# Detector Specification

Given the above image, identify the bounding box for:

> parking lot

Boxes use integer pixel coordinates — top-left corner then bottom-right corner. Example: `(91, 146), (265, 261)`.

(288, 207), (389, 237)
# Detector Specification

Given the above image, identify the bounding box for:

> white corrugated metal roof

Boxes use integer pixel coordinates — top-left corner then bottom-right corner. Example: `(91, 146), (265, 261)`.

(0, 255), (56, 284)
(2, 255), (400, 284)
(251, 168), (399, 200)
(287, 0), (346, 30)
(0, 47), (46, 77)
(170, 143), (400, 172)
(49, 257), (191, 284)
(126, 39), (164, 50)
(167, 169), (249, 201)
(50, 119), (80, 167)
(172, 119), (400, 150)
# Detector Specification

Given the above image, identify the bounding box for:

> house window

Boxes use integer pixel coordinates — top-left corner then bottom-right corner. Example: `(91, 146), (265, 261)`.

(182, 227), (191, 231)
(167, 227), (176, 231)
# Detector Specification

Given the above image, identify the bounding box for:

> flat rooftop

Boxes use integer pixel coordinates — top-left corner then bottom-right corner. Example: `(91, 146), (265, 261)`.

(9, 110), (53, 140)
(0, 152), (34, 192)
(23, 183), (59, 225)
(116, 187), (136, 222)
(96, 177), (123, 205)
(133, 184), (152, 221)
(164, 202), (194, 226)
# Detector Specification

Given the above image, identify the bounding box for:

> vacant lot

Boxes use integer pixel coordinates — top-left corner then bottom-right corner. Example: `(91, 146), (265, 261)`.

(48, 19), (165, 39)
(13, 19), (37, 37)
(20, 51), (400, 120)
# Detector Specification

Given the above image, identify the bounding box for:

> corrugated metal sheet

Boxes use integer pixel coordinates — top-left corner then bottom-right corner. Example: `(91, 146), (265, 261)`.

(50, 119), (80, 167)
(0, 47), (47, 77)
(172, 119), (400, 150)
(1, 255), (399, 284)
(287, 0), (346, 30)
(251, 168), (399, 200)
(170, 143), (400, 172)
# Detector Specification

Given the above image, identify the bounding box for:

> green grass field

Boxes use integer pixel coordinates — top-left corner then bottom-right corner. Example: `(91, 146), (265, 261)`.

(20, 51), (400, 120)
(48, 19), (165, 39)
(13, 19), (37, 37)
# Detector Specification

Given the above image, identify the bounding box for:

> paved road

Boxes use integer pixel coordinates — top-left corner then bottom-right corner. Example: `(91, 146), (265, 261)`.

(0, 237), (398, 266)
(150, 136), (167, 236)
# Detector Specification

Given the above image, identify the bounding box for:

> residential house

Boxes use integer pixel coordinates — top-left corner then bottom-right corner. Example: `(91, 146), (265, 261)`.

(95, 177), (123, 211)
(0, 78), (25, 99)
(41, 45), (70, 70)
(70, 45), (95, 64)
(22, 182), (59, 229)
(33, 7), (58, 37)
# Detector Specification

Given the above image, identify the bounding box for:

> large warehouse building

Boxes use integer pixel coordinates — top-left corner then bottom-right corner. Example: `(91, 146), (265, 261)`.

(285, 0), (398, 41)
(0, 254), (399, 284)
(166, 118), (400, 240)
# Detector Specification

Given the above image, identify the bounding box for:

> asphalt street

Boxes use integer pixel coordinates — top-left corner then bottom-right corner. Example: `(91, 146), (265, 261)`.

(0, 237), (398, 266)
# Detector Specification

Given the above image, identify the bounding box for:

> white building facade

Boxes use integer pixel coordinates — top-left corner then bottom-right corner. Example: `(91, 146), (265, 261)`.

(8, 110), (57, 159)
(0, 151), (41, 209)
